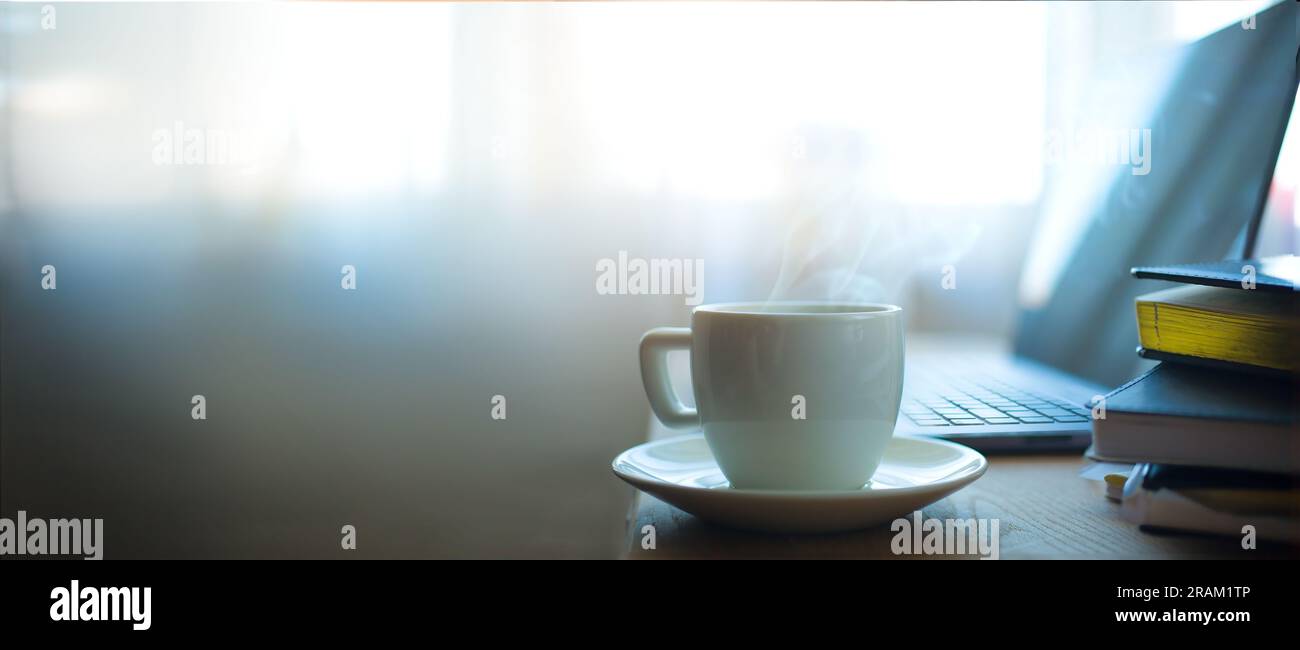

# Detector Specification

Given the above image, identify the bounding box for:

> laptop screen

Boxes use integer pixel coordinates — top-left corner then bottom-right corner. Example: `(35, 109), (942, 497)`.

(1013, 0), (1297, 386)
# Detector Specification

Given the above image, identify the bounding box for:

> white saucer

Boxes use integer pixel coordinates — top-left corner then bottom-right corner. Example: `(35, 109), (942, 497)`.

(612, 433), (988, 534)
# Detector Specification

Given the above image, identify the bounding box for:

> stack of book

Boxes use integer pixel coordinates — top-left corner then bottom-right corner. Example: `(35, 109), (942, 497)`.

(1089, 256), (1299, 543)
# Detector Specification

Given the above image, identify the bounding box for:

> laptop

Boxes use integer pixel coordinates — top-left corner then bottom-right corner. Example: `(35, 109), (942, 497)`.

(896, 0), (1298, 451)
(897, 341), (1106, 451)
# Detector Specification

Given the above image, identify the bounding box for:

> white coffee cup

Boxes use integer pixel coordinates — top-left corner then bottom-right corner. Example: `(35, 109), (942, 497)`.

(639, 302), (904, 490)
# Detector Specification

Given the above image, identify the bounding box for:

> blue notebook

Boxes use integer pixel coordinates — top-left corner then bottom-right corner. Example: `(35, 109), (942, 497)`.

(1131, 254), (1299, 293)
(1088, 363), (1297, 474)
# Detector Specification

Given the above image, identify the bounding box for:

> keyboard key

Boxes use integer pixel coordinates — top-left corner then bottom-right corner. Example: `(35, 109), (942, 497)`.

(984, 417), (1018, 424)
(947, 418), (983, 425)
(1052, 415), (1089, 423)
(1018, 416), (1053, 423)
(1035, 408), (1071, 417)
(968, 408), (1006, 419)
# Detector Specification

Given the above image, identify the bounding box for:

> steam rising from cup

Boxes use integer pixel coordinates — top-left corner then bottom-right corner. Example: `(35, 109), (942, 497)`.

(766, 127), (982, 307)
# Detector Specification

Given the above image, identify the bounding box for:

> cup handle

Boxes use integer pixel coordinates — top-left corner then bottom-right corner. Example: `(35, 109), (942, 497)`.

(639, 327), (698, 428)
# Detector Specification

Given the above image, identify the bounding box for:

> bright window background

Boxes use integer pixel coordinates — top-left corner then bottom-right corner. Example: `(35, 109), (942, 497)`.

(1, 1), (1281, 333)
(2, 2), (1045, 208)
(568, 2), (1045, 205)
(1253, 100), (1299, 257)
(3, 2), (452, 207)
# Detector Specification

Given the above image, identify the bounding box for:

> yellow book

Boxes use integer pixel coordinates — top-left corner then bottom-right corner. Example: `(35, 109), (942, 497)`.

(1135, 284), (1299, 372)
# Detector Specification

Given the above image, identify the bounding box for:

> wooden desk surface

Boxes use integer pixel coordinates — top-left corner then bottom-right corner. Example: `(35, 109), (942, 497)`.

(623, 452), (1289, 560)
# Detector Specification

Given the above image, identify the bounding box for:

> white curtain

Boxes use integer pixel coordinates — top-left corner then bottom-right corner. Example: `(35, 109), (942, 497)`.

(1, 1), (1274, 326)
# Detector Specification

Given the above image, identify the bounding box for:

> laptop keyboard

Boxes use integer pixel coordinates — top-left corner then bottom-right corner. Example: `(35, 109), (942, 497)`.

(902, 379), (1092, 427)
